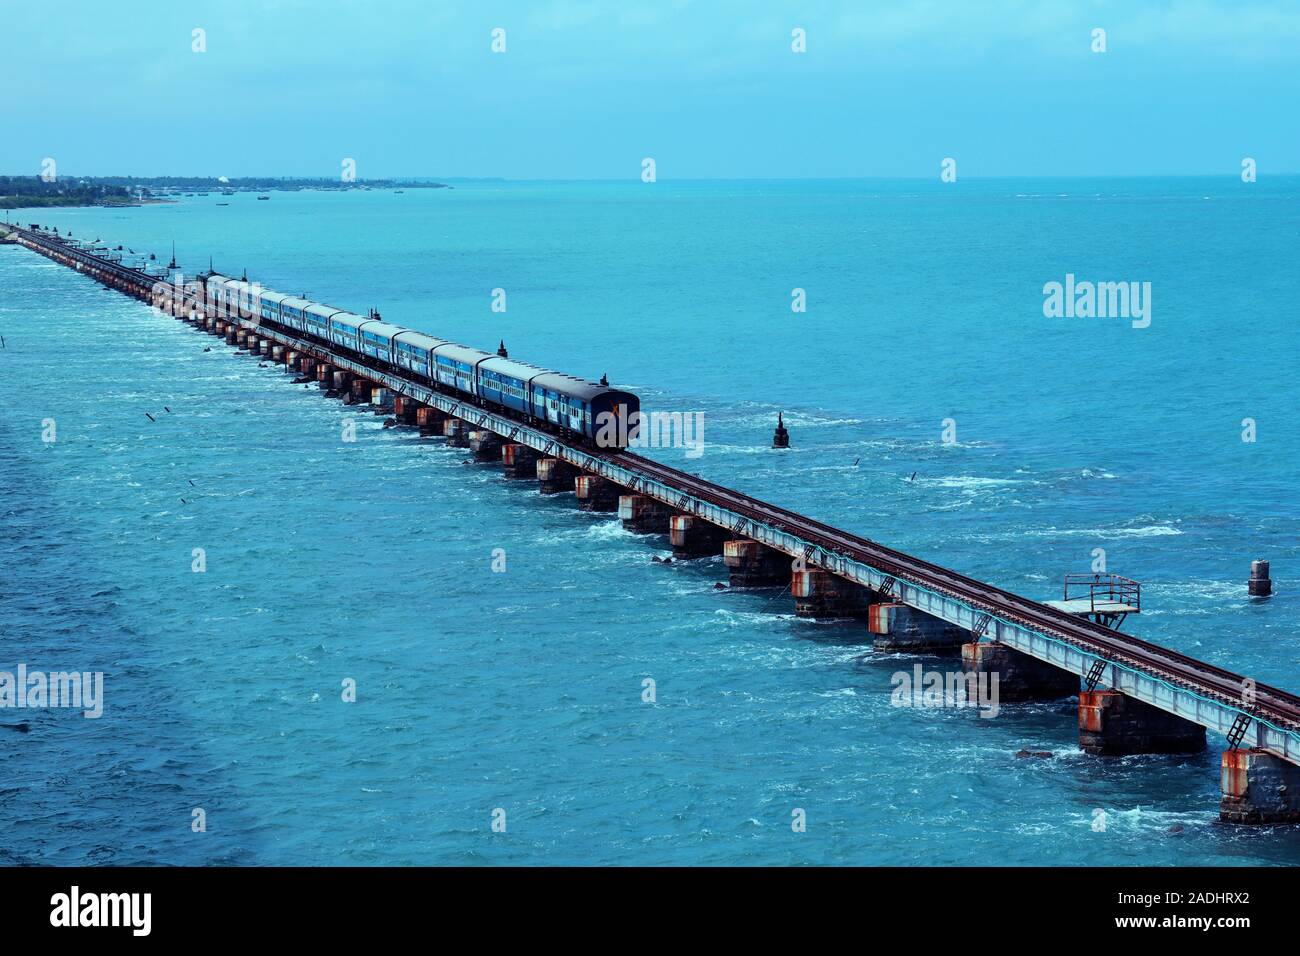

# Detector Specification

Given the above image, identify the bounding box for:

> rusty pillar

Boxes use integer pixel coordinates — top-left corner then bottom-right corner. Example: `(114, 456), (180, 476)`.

(1221, 748), (1300, 824)
(868, 602), (967, 653)
(536, 458), (577, 494)
(792, 570), (870, 618)
(501, 443), (538, 477)
(1078, 690), (1206, 756)
(618, 494), (675, 534)
(722, 540), (789, 587)
(961, 641), (1078, 701)
(469, 430), (503, 461)
(574, 474), (621, 511)
(669, 515), (728, 559)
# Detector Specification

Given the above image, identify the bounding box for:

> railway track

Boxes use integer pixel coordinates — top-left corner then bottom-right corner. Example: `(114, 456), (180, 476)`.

(614, 451), (1300, 730)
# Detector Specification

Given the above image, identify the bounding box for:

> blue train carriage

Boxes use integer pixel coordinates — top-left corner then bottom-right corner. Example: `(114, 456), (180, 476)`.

(356, 319), (405, 365)
(432, 343), (491, 398)
(258, 290), (289, 328)
(476, 356), (547, 417)
(530, 373), (641, 447)
(302, 301), (343, 339)
(392, 330), (447, 380)
(204, 273), (237, 316)
(327, 311), (367, 354)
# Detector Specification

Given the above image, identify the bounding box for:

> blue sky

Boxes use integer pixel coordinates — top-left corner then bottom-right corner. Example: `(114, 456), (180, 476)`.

(4, 0), (1299, 179)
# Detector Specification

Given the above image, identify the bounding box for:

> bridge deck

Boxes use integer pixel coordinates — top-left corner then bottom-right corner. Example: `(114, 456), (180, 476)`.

(9, 223), (1300, 767)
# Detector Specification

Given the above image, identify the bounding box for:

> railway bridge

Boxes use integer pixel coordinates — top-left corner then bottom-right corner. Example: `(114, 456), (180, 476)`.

(6, 221), (1300, 825)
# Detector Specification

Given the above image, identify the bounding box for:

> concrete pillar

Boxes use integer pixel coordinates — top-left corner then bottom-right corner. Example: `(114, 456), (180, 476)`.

(1221, 748), (1300, 824)
(618, 494), (673, 533)
(317, 363), (336, 388)
(391, 396), (417, 425)
(501, 443), (538, 477)
(260, 338), (274, 356)
(868, 602), (967, 652)
(371, 387), (395, 412)
(469, 430), (502, 461)
(271, 345), (284, 363)
(536, 458), (576, 494)
(226, 327), (238, 345)
(330, 370), (352, 396)
(1249, 560), (1272, 597)
(669, 515), (727, 559)
(961, 641), (1078, 702)
(285, 351), (299, 370)
(574, 474), (620, 511)
(1078, 690), (1206, 756)
(443, 418), (470, 447)
(347, 378), (372, 405)
(792, 570), (869, 618)
(235, 329), (249, 349)
(417, 406), (448, 435)
(723, 540), (789, 587)
(299, 357), (317, 379)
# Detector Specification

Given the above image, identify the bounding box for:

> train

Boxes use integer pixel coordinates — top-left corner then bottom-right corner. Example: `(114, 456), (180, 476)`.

(203, 273), (640, 448)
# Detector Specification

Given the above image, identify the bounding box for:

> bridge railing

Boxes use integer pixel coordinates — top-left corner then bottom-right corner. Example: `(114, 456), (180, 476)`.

(1063, 573), (1141, 613)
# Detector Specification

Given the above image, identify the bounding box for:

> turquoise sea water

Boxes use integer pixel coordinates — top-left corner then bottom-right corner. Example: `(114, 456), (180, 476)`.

(2, 178), (1299, 865)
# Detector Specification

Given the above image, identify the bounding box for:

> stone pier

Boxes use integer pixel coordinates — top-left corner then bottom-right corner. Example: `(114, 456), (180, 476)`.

(469, 430), (503, 461)
(443, 418), (470, 447)
(1078, 690), (1206, 756)
(669, 515), (727, 559)
(417, 406), (448, 435)
(501, 443), (538, 477)
(347, 378), (372, 405)
(299, 357), (317, 380)
(961, 641), (1079, 702)
(393, 396), (420, 425)
(329, 370), (352, 396)
(866, 601), (966, 650)
(370, 387), (395, 413)
(618, 494), (673, 534)
(723, 540), (789, 587)
(792, 570), (870, 618)
(1220, 748), (1300, 824)
(574, 474), (620, 511)
(536, 458), (576, 494)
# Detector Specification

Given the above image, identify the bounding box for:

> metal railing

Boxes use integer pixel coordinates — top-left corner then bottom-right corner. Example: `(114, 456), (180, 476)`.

(1063, 573), (1141, 613)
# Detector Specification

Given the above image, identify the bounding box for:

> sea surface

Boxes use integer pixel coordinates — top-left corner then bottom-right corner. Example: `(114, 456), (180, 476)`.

(2, 178), (1299, 865)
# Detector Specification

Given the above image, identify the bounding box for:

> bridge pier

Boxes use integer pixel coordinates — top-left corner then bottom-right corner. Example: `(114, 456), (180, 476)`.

(469, 430), (503, 461)
(346, 378), (373, 405)
(443, 418), (470, 447)
(961, 641), (1078, 701)
(536, 458), (576, 494)
(1221, 748), (1300, 824)
(371, 387), (395, 413)
(574, 474), (620, 511)
(723, 540), (789, 587)
(501, 443), (538, 477)
(1078, 690), (1206, 756)
(619, 494), (673, 534)
(869, 602), (966, 652)
(393, 396), (419, 425)
(669, 515), (726, 559)
(792, 570), (869, 618)
(417, 406), (448, 435)
(317, 364), (336, 388)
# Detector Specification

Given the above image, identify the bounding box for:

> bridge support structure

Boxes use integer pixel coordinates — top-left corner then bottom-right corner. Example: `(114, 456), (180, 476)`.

(536, 458), (576, 494)
(870, 602), (966, 653)
(1221, 748), (1300, 824)
(619, 494), (674, 534)
(574, 474), (620, 511)
(1078, 690), (1206, 756)
(723, 540), (789, 587)
(417, 406), (448, 435)
(501, 442), (537, 476)
(669, 515), (727, 559)
(469, 430), (502, 461)
(443, 418), (470, 447)
(792, 570), (869, 619)
(961, 641), (1079, 702)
